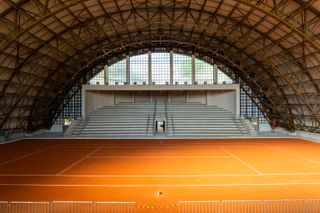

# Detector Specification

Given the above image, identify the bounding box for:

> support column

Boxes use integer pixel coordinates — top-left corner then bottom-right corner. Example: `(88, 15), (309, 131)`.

(104, 65), (108, 85)
(192, 55), (196, 84)
(126, 55), (130, 84)
(236, 84), (241, 118)
(148, 50), (152, 85)
(213, 64), (218, 84)
(170, 50), (173, 85)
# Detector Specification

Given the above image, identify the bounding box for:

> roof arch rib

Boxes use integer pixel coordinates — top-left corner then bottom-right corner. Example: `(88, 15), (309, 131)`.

(0, 0), (319, 133)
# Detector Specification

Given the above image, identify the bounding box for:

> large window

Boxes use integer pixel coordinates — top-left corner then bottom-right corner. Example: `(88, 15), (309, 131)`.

(108, 59), (126, 85)
(89, 70), (104, 85)
(89, 51), (233, 85)
(130, 54), (148, 84)
(57, 51), (266, 126)
(173, 53), (192, 84)
(240, 85), (267, 123)
(195, 58), (214, 84)
(151, 53), (170, 84)
(55, 86), (82, 125)
(217, 69), (233, 84)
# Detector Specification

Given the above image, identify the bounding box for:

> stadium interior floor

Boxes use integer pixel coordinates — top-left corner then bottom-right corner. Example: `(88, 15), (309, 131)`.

(0, 138), (320, 212)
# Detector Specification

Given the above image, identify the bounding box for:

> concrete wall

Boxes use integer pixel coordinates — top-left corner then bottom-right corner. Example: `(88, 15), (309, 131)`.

(134, 91), (151, 102)
(82, 85), (240, 117)
(259, 123), (272, 132)
(276, 127), (320, 142)
(85, 91), (114, 115)
(50, 124), (63, 132)
(207, 90), (236, 115)
(169, 91), (187, 102)
(188, 91), (207, 104)
(114, 92), (133, 104)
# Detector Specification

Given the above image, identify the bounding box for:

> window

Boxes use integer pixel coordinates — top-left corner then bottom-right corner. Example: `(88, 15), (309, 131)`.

(89, 70), (104, 85)
(240, 85), (267, 123)
(108, 59), (126, 85)
(55, 86), (81, 125)
(173, 53), (192, 84)
(195, 58), (214, 84)
(130, 54), (148, 84)
(151, 53), (170, 84)
(58, 51), (267, 127)
(217, 69), (233, 84)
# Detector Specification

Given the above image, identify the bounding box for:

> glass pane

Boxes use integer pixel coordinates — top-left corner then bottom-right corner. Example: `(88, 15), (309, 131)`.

(130, 54), (148, 84)
(195, 58), (214, 84)
(217, 69), (233, 84)
(89, 70), (104, 85)
(173, 53), (192, 84)
(151, 53), (170, 84)
(108, 59), (126, 85)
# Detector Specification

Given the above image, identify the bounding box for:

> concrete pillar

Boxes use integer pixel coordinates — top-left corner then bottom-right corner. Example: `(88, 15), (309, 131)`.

(148, 50), (152, 85)
(104, 65), (108, 85)
(213, 64), (218, 84)
(126, 55), (130, 84)
(170, 50), (173, 85)
(192, 55), (196, 84)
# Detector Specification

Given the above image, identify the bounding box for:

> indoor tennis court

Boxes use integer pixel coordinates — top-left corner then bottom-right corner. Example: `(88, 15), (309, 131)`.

(0, 138), (320, 212)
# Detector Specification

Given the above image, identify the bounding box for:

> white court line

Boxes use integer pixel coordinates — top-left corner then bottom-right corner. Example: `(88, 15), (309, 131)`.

(88, 156), (232, 159)
(0, 145), (56, 167)
(219, 146), (263, 175)
(265, 144), (320, 166)
(2, 172), (320, 177)
(55, 143), (264, 147)
(57, 146), (103, 175)
(1, 182), (320, 187)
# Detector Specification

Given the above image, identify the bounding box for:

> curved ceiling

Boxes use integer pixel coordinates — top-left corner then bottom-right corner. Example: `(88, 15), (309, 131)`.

(0, 0), (319, 133)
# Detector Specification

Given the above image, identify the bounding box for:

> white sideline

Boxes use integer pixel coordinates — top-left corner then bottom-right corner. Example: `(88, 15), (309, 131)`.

(1, 182), (320, 187)
(219, 146), (263, 175)
(88, 156), (232, 159)
(266, 144), (320, 165)
(57, 146), (103, 175)
(1, 172), (320, 177)
(0, 145), (56, 167)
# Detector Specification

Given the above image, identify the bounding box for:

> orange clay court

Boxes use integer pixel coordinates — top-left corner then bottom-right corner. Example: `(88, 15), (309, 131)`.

(0, 138), (320, 212)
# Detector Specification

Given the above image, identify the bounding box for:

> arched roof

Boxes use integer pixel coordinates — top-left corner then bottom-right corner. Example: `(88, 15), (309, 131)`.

(0, 0), (319, 133)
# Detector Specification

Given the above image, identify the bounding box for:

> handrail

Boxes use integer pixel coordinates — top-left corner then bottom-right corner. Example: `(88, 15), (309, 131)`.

(77, 117), (89, 136)
(232, 116), (244, 135)
(152, 99), (157, 134)
(164, 99), (169, 134)
(146, 114), (150, 135)
(171, 115), (175, 136)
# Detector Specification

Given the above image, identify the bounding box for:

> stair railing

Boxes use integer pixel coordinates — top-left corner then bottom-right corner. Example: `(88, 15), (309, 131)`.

(152, 99), (157, 134)
(77, 117), (89, 136)
(146, 114), (150, 135)
(164, 99), (169, 135)
(171, 115), (175, 136)
(232, 114), (245, 135)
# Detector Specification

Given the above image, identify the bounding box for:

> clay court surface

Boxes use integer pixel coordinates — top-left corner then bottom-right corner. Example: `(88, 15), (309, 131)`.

(0, 138), (320, 212)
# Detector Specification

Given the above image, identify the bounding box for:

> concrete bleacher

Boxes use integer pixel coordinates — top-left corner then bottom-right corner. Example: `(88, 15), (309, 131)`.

(72, 102), (154, 137)
(70, 101), (248, 137)
(166, 102), (247, 137)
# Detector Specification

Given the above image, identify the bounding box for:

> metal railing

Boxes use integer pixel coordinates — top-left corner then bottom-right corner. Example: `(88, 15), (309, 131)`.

(1, 199), (320, 213)
(152, 99), (157, 134)
(171, 115), (175, 136)
(146, 114), (150, 135)
(179, 199), (320, 213)
(0, 201), (136, 213)
(164, 99), (169, 135)
(75, 117), (89, 136)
